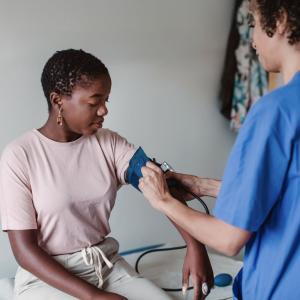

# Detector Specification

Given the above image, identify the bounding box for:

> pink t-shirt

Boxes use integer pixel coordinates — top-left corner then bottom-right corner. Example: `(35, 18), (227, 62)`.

(0, 129), (136, 255)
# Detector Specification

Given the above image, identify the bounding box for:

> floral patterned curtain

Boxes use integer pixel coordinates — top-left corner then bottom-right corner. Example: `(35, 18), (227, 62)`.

(219, 0), (268, 132)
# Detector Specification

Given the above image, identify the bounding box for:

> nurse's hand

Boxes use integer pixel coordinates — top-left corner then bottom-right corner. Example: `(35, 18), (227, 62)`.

(139, 162), (171, 211)
(166, 172), (221, 199)
(183, 242), (214, 300)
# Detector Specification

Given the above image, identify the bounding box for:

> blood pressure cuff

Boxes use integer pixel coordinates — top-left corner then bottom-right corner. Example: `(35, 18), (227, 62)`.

(126, 147), (151, 191)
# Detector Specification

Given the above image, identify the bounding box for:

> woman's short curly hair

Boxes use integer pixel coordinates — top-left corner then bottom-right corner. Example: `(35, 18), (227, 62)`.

(250, 0), (300, 45)
(41, 49), (110, 111)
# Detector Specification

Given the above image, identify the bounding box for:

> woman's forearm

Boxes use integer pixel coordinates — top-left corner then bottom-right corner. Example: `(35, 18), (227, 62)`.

(20, 246), (100, 299)
(8, 231), (104, 300)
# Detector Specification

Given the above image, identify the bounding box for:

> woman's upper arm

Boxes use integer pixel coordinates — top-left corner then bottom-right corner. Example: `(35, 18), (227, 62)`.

(7, 229), (38, 266)
(1, 146), (37, 231)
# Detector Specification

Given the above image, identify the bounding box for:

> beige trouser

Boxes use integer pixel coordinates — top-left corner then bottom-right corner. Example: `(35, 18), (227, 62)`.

(13, 237), (173, 300)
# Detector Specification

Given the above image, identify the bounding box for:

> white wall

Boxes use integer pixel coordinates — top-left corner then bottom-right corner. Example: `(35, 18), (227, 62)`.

(0, 0), (236, 278)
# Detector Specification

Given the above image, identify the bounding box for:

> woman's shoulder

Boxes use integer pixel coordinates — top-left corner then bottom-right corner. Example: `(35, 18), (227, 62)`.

(93, 128), (135, 155)
(94, 128), (129, 144)
(2, 130), (35, 155)
(95, 128), (117, 138)
(1, 130), (36, 161)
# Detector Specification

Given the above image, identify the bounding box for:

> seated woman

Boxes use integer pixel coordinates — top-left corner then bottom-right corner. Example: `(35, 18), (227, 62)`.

(0, 49), (213, 300)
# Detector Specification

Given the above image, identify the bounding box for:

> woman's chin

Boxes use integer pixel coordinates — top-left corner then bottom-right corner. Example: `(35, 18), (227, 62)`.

(89, 125), (102, 134)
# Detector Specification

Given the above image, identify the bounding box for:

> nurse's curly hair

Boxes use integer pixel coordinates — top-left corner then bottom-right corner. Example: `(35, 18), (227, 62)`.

(41, 49), (110, 112)
(250, 0), (300, 45)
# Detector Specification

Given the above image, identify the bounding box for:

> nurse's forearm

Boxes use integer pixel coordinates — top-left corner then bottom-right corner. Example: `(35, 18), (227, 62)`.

(160, 197), (250, 256)
(168, 211), (207, 249)
(199, 178), (221, 198)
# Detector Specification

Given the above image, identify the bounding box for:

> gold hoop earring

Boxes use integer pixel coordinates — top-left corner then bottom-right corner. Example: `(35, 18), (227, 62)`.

(57, 106), (63, 126)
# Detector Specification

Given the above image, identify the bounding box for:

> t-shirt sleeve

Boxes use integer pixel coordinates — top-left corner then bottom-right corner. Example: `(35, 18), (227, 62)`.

(214, 98), (292, 232)
(0, 146), (37, 231)
(111, 132), (136, 185)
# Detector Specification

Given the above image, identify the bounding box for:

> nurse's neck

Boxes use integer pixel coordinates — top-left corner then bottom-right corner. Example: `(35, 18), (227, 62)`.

(280, 44), (300, 84)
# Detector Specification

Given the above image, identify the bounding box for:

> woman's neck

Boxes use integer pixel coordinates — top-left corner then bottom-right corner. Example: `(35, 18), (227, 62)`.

(38, 114), (82, 143)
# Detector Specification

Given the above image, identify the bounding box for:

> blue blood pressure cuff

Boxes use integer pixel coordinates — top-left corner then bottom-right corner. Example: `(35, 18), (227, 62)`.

(126, 147), (175, 191)
(126, 147), (151, 190)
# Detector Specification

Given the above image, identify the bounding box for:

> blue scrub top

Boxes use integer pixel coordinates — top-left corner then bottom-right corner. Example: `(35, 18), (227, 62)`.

(214, 71), (300, 300)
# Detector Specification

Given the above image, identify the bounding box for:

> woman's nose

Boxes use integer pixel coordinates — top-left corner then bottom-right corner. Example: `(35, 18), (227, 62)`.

(97, 104), (108, 116)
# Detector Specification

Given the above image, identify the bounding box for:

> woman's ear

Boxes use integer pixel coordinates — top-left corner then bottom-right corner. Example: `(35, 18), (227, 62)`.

(49, 92), (62, 110)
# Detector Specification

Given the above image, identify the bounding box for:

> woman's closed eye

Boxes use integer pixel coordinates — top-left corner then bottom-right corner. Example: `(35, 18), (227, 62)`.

(88, 98), (109, 107)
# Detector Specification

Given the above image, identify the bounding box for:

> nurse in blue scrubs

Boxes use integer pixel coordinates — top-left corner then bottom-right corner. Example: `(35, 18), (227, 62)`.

(139, 0), (300, 299)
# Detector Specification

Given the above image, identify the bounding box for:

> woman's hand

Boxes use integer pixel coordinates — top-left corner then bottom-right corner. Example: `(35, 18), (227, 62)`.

(182, 242), (214, 300)
(139, 162), (172, 210)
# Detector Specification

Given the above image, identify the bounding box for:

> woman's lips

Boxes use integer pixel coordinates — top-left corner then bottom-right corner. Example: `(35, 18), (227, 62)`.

(92, 119), (104, 128)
